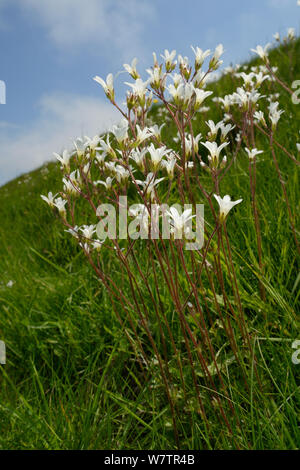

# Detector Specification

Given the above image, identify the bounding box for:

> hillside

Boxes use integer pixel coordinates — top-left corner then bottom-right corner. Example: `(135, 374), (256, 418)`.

(0, 38), (299, 450)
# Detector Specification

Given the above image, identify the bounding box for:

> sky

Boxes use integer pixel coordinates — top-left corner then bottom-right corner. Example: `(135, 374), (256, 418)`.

(0, 0), (299, 185)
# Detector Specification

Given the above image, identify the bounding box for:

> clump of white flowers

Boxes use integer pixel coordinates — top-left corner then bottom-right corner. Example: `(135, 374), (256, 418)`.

(40, 33), (299, 443)
(42, 42), (239, 248)
(41, 36), (297, 254)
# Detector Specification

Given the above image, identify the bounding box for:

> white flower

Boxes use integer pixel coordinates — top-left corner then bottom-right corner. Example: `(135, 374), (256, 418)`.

(136, 172), (165, 199)
(232, 87), (263, 110)
(245, 148), (264, 160)
(231, 87), (248, 108)
(149, 123), (165, 141)
(125, 78), (150, 101)
(171, 82), (195, 107)
(111, 119), (129, 144)
(168, 83), (184, 104)
(146, 66), (165, 89)
(65, 170), (81, 195)
(168, 83), (179, 100)
(80, 242), (90, 254)
(254, 72), (269, 87)
(95, 177), (114, 190)
(184, 134), (202, 158)
(115, 165), (131, 184)
(95, 152), (107, 166)
(249, 89), (263, 104)
(209, 44), (224, 70)
(214, 194), (243, 222)
(97, 135), (115, 158)
(171, 73), (183, 88)
(178, 55), (190, 76)
(273, 32), (280, 42)
(69, 169), (81, 185)
(93, 73), (114, 99)
(147, 90), (154, 107)
(238, 72), (255, 88)
(202, 141), (229, 168)
(191, 46), (211, 69)
(223, 112), (232, 122)
(54, 197), (67, 215)
(184, 136), (193, 158)
(206, 120), (222, 140)
(92, 240), (104, 252)
(178, 55), (189, 67)
(65, 226), (79, 238)
(80, 225), (96, 240)
(251, 44), (271, 61)
(296, 143), (300, 152)
(166, 207), (195, 238)
(85, 135), (99, 151)
(213, 44), (224, 60)
(193, 70), (209, 88)
(219, 95), (232, 112)
(161, 49), (177, 71)
(129, 148), (147, 169)
(147, 143), (171, 170)
(105, 161), (116, 173)
(269, 102), (284, 129)
(220, 155), (227, 169)
(74, 138), (86, 158)
(269, 101), (280, 114)
(191, 133), (202, 154)
(41, 192), (58, 207)
(185, 161), (194, 170)
(253, 111), (266, 127)
(123, 57), (139, 79)
(63, 177), (79, 195)
(224, 66), (234, 74)
(129, 203), (148, 217)
(161, 156), (177, 179)
(128, 204), (150, 232)
(152, 52), (158, 67)
(194, 89), (213, 110)
(219, 123), (235, 141)
(6, 280), (14, 288)
(186, 133), (202, 154)
(54, 150), (71, 169)
(135, 125), (151, 145)
(287, 28), (295, 40)
(82, 163), (90, 176)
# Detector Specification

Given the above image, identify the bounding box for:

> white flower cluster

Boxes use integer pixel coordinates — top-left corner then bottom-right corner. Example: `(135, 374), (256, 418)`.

(274, 27), (296, 43)
(216, 53), (285, 132)
(41, 34), (296, 251)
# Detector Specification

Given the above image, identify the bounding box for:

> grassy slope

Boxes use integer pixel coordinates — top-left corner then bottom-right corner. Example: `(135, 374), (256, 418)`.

(0, 40), (299, 450)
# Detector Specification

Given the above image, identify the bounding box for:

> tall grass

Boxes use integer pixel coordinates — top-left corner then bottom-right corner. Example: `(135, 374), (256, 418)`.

(0, 38), (299, 450)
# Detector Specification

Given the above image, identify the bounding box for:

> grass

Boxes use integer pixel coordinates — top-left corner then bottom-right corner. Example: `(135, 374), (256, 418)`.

(0, 39), (299, 450)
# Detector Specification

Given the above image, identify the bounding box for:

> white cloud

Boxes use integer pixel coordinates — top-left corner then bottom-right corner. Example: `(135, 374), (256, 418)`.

(0, 121), (19, 130)
(16, 0), (155, 61)
(0, 92), (119, 185)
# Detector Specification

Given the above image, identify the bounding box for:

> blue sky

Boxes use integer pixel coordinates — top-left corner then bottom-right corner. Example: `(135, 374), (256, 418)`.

(0, 0), (299, 185)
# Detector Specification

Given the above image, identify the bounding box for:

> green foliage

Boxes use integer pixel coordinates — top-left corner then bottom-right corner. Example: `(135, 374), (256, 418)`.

(0, 40), (299, 450)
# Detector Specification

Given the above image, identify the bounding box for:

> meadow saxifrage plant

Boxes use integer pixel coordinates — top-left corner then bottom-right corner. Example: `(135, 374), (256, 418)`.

(41, 35), (299, 447)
